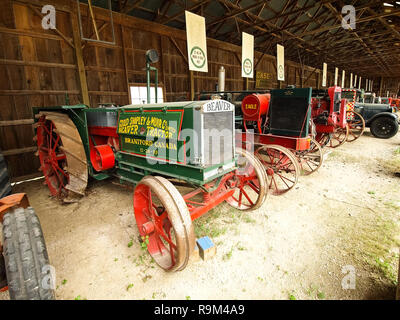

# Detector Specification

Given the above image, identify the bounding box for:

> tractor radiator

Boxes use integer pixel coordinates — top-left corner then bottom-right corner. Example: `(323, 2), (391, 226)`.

(193, 100), (235, 167)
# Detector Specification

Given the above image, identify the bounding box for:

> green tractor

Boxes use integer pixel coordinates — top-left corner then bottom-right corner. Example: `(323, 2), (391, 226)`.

(32, 99), (268, 272)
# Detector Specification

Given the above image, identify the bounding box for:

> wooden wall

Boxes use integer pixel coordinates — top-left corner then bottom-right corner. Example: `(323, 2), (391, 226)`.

(0, 0), (389, 181)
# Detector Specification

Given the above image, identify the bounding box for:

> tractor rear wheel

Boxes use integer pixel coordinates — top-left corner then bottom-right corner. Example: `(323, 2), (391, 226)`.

(255, 145), (299, 196)
(35, 112), (88, 201)
(329, 123), (349, 148)
(346, 111), (365, 142)
(224, 148), (268, 210)
(294, 138), (323, 176)
(133, 176), (195, 272)
(2, 207), (55, 300)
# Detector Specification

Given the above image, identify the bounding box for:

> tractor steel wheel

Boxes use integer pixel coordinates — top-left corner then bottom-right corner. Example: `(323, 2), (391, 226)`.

(346, 111), (365, 142)
(255, 145), (299, 196)
(295, 138), (323, 176)
(329, 123), (349, 148)
(35, 112), (88, 200)
(225, 148), (268, 210)
(315, 132), (331, 148)
(133, 176), (195, 272)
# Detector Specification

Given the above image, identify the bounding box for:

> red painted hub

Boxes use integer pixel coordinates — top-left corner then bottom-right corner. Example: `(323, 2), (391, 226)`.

(266, 167), (274, 176)
(134, 184), (178, 270)
(36, 117), (69, 197)
(224, 155), (262, 210)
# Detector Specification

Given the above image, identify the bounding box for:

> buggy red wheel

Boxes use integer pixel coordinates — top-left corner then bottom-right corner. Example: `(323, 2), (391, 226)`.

(329, 123), (349, 148)
(133, 176), (195, 272)
(315, 132), (331, 148)
(224, 148), (268, 210)
(346, 111), (365, 142)
(255, 145), (299, 196)
(36, 117), (69, 198)
(295, 138), (323, 176)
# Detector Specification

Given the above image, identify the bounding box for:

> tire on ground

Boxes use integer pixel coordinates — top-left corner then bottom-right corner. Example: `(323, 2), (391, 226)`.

(2, 207), (55, 300)
(370, 116), (399, 139)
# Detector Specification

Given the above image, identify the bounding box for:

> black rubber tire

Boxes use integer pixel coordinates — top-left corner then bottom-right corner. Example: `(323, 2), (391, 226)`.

(0, 253), (6, 290)
(2, 207), (55, 300)
(0, 152), (12, 198)
(369, 117), (399, 139)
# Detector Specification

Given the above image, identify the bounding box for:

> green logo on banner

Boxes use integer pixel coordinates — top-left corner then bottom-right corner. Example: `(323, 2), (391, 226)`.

(190, 46), (206, 68)
(278, 65), (284, 79)
(243, 58), (252, 75)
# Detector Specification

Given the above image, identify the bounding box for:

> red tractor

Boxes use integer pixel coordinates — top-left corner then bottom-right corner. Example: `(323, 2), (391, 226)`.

(311, 86), (350, 148)
(236, 87), (323, 195)
(390, 98), (400, 112)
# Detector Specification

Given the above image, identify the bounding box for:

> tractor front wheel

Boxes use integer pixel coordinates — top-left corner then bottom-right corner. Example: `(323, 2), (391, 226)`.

(255, 145), (299, 196)
(315, 132), (331, 148)
(295, 138), (323, 176)
(224, 148), (268, 210)
(133, 176), (195, 272)
(329, 123), (349, 148)
(346, 111), (365, 142)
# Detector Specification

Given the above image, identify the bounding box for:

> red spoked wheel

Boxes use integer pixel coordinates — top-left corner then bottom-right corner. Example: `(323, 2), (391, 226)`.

(315, 132), (331, 148)
(35, 112), (88, 201)
(224, 148), (268, 210)
(294, 138), (323, 176)
(133, 176), (195, 272)
(329, 123), (349, 148)
(36, 117), (69, 197)
(346, 111), (365, 142)
(255, 145), (300, 196)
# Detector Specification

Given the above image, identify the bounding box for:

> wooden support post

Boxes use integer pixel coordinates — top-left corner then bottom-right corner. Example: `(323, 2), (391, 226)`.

(317, 71), (321, 89)
(71, 9), (90, 106)
(379, 76), (383, 96)
(190, 71), (195, 100)
(245, 77), (249, 90)
(121, 25), (131, 104)
(160, 36), (167, 102)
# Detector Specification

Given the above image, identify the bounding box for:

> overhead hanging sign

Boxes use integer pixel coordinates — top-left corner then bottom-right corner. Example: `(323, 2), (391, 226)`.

(358, 76), (361, 89)
(241, 32), (254, 78)
(322, 63), (327, 87)
(350, 73), (353, 88)
(341, 70), (345, 88)
(354, 75), (358, 88)
(185, 11), (208, 72)
(334, 67), (338, 86)
(276, 44), (285, 81)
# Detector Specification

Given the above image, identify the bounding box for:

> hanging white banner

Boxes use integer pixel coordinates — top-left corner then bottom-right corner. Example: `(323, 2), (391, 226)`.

(277, 44), (285, 81)
(358, 76), (361, 89)
(241, 32), (254, 78)
(334, 67), (338, 86)
(354, 75), (358, 88)
(185, 11), (208, 72)
(322, 63), (327, 87)
(350, 73), (353, 88)
(341, 70), (345, 88)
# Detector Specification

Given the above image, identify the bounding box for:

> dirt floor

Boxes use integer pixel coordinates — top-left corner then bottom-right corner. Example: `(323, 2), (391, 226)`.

(1, 128), (400, 300)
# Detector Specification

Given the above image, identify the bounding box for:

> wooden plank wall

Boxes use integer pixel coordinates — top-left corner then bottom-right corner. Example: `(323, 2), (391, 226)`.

(0, 0), (386, 180)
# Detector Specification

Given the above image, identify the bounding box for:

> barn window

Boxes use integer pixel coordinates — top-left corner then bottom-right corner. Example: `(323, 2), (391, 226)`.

(130, 85), (164, 104)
